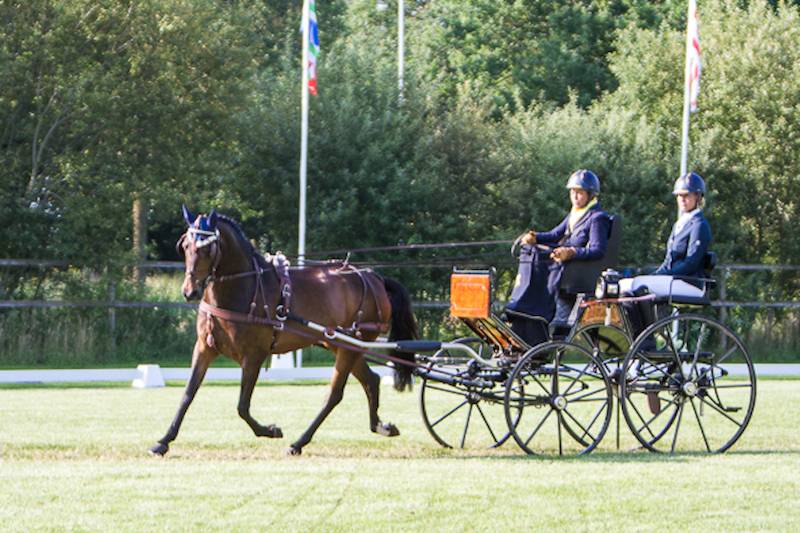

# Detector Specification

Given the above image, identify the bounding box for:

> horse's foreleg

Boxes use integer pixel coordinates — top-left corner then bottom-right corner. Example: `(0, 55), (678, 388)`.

(149, 342), (211, 456)
(237, 355), (282, 438)
(351, 356), (400, 437)
(288, 351), (356, 456)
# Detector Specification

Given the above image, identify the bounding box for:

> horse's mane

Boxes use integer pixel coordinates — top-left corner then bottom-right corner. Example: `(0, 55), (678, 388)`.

(215, 213), (346, 271)
(216, 214), (270, 268)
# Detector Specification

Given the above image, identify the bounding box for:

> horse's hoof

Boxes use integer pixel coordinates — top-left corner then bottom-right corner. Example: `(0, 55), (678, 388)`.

(374, 422), (400, 437)
(285, 445), (302, 456)
(149, 443), (169, 456)
(257, 424), (283, 439)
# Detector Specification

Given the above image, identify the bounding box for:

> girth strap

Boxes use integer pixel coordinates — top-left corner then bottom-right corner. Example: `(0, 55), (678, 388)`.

(336, 266), (387, 337)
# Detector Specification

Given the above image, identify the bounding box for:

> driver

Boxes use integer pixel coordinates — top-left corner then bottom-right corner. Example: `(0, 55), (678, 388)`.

(507, 169), (611, 342)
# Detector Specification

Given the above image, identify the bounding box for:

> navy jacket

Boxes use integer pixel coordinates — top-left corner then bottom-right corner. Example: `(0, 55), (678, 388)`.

(536, 204), (611, 261)
(507, 204), (610, 320)
(654, 210), (712, 278)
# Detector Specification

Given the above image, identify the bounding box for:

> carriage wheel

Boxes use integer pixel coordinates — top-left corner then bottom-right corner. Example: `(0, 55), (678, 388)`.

(419, 338), (512, 449)
(569, 323), (631, 449)
(619, 314), (757, 453)
(504, 341), (613, 456)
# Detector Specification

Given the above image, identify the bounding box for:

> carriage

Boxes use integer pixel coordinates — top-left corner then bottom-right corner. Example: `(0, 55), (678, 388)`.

(154, 208), (756, 458)
(413, 219), (757, 455)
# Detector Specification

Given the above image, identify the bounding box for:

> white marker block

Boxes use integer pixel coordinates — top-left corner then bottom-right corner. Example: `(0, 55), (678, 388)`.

(270, 353), (295, 370)
(132, 364), (165, 388)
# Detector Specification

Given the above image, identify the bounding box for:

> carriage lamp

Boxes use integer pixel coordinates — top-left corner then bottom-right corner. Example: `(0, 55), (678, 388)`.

(595, 269), (621, 299)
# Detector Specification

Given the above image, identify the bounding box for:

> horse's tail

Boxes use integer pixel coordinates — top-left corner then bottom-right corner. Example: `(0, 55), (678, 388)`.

(383, 277), (418, 392)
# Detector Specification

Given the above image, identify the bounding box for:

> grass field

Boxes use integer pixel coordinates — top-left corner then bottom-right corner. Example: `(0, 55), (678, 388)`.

(1, 379), (798, 532)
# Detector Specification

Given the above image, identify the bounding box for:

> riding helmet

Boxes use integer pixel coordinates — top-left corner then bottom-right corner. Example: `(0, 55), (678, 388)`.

(672, 172), (706, 196)
(565, 169), (600, 195)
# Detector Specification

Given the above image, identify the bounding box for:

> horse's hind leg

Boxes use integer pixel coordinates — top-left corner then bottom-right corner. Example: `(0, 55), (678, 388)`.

(150, 341), (212, 456)
(351, 356), (400, 437)
(238, 354), (282, 438)
(287, 349), (356, 456)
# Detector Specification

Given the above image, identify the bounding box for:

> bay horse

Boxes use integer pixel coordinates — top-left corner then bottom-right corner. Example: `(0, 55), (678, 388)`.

(149, 206), (418, 456)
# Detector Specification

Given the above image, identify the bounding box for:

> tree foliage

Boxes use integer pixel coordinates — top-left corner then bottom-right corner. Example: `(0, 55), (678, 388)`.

(0, 0), (257, 270)
(0, 0), (798, 291)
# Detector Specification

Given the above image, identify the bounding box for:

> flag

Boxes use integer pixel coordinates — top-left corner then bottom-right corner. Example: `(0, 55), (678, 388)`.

(686, 0), (701, 112)
(307, 0), (320, 95)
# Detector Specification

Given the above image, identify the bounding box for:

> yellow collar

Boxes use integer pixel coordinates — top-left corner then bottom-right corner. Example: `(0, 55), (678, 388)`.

(568, 197), (598, 231)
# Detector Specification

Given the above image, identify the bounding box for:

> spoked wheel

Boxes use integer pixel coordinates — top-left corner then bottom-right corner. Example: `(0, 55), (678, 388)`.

(619, 314), (757, 453)
(569, 323), (631, 449)
(504, 341), (613, 456)
(418, 338), (511, 449)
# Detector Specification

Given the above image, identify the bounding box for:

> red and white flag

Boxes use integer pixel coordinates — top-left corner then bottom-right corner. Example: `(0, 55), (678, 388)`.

(686, 0), (701, 112)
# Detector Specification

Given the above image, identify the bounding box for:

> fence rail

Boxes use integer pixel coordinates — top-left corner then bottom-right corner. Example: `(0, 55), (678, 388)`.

(0, 299), (448, 310)
(2, 259), (798, 312)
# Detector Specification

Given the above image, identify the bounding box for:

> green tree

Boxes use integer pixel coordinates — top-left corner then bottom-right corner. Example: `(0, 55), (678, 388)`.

(0, 0), (258, 277)
(405, 0), (691, 114)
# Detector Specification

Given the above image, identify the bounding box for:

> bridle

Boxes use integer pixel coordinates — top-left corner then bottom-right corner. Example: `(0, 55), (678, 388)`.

(181, 223), (223, 292)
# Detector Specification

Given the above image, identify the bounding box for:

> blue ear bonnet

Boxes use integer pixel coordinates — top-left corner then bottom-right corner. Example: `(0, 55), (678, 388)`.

(182, 205), (219, 246)
(191, 215), (218, 246)
(197, 215), (211, 237)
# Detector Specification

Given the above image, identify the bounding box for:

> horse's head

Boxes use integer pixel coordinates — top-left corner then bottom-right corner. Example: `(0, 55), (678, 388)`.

(178, 205), (220, 301)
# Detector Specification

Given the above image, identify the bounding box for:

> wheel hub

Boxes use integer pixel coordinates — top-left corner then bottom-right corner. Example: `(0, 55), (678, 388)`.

(682, 381), (698, 397)
(467, 391), (481, 404)
(552, 395), (568, 411)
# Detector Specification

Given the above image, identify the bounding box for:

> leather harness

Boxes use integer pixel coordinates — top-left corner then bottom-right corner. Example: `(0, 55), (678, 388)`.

(197, 251), (389, 351)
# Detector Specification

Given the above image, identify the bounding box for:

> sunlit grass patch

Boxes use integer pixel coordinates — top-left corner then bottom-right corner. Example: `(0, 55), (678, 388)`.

(0, 381), (798, 532)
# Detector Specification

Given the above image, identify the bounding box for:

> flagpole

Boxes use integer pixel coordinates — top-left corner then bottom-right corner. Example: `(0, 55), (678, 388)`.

(680, 0), (698, 176)
(679, 2), (692, 177)
(299, 0), (309, 267)
(296, 0), (310, 368)
(397, 0), (404, 101)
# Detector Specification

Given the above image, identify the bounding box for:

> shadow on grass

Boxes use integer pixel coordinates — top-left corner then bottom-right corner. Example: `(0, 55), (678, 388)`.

(439, 448), (800, 463)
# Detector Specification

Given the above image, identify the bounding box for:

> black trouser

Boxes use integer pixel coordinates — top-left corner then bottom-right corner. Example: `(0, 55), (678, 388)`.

(622, 294), (658, 344)
(509, 316), (550, 347)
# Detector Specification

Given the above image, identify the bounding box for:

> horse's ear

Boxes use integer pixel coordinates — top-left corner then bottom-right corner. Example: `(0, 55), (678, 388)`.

(175, 234), (186, 257)
(208, 208), (218, 227)
(182, 204), (196, 226)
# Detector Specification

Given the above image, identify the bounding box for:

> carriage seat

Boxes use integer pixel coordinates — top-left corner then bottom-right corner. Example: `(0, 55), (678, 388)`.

(618, 252), (717, 306)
